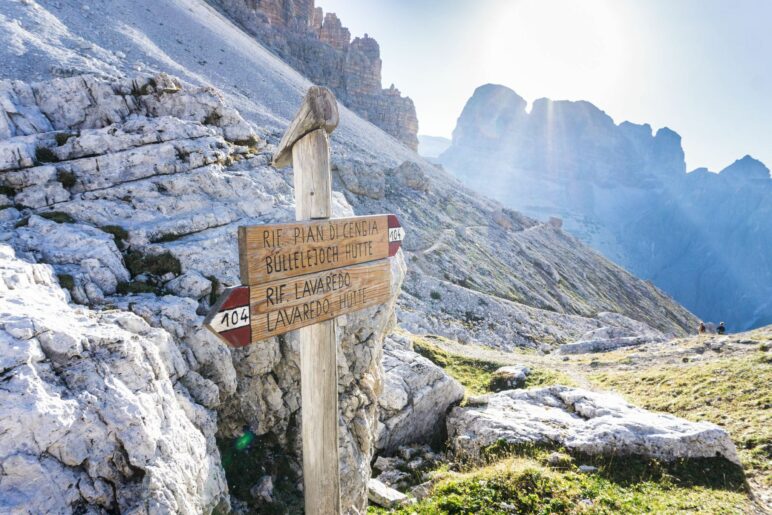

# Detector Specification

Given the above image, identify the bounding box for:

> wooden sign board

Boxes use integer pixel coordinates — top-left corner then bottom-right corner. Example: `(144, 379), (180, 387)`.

(205, 259), (391, 347)
(238, 214), (403, 285)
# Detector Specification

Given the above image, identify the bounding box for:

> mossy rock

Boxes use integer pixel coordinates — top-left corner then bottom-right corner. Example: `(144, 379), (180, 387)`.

(124, 249), (181, 277)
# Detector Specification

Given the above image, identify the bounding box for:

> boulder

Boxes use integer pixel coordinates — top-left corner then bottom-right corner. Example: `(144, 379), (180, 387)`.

(559, 313), (667, 354)
(367, 478), (410, 508)
(393, 160), (429, 192)
(0, 244), (228, 513)
(489, 365), (529, 390)
(447, 386), (739, 464)
(377, 334), (464, 452)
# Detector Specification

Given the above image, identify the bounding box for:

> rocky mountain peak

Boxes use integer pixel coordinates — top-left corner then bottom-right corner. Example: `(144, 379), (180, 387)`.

(719, 154), (770, 181)
(211, 0), (419, 149)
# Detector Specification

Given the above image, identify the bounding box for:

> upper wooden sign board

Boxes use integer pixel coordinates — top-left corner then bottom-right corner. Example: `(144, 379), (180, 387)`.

(238, 214), (403, 285)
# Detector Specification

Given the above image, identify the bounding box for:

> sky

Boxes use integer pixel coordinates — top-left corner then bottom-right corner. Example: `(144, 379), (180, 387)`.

(318, 0), (772, 172)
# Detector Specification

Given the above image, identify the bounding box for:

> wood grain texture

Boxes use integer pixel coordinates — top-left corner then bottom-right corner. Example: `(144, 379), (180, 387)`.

(292, 120), (341, 513)
(249, 260), (391, 341)
(293, 129), (332, 220)
(238, 215), (391, 285)
(273, 86), (339, 168)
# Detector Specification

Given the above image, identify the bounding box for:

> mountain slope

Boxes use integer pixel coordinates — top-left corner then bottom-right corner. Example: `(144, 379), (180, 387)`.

(0, 0), (697, 345)
(440, 83), (771, 331)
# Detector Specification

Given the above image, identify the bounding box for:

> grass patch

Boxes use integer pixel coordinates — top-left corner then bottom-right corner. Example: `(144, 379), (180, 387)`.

(55, 133), (73, 146)
(413, 336), (501, 396)
(207, 275), (220, 305)
(0, 185), (16, 197)
(124, 249), (181, 277)
(35, 146), (59, 163)
(39, 211), (75, 224)
(57, 170), (77, 189)
(413, 336), (575, 396)
(116, 281), (159, 295)
(590, 350), (772, 489)
(430, 290), (442, 301)
(56, 274), (75, 291)
(99, 225), (129, 249)
(371, 454), (750, 514)
(150, 232), (185, 244)
(218, 430), (302, 514)
(14, 217), (29, 228)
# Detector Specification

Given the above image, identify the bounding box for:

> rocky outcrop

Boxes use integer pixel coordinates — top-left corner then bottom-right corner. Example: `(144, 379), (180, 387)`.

(377, 334), (464, 452)
(440, 83), (772, 331)
(447, 386), (739, 465)
(0, 72), (405, 513)
(559, 312), (667, 354)
(211, 0), (419, 149)
(0, 244), (229, 513)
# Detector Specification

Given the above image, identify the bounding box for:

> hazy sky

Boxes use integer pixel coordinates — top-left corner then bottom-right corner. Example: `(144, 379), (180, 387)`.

(319, 0), (771, 171)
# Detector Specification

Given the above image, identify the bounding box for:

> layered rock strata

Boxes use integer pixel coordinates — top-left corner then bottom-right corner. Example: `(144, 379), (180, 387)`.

(211, 0), (419, 149)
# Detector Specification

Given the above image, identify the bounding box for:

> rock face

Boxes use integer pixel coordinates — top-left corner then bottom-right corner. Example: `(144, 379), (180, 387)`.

(440, 83), (772, 331)
(447, 386), (740, 465)
(0, 72), (405, 513)
(0, 244), (229, 513)
(559, 312), (667, 354)
(377, 334), (464, 452)
(211, 0), (419, 149)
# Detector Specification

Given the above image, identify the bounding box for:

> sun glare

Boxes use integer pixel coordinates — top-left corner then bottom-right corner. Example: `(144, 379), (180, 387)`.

(481, 0), (629, 107)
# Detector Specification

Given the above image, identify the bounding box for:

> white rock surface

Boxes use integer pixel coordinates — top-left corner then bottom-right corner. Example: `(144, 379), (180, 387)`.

(368, 478), (410, 508)
(377, 333), (464, 452)
(447, 386), (739, 465)
(490, 365), (530, 389)
(0, 244), (228, 513)
(0, 72), (407, 513)
(559, 313), (667, 354)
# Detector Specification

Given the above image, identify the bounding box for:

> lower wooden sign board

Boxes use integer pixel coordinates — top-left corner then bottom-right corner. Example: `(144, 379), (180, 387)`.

(205, 259), (391, 347)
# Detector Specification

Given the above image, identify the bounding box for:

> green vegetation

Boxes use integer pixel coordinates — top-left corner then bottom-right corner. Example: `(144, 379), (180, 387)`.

(0, 185), (16, 197)
(150, 232), (186, 243)
(57, 170), (77, 189)
(35, 146), (59, 163)
(14, 217), (28, 228)
(430, 290), (442, 301)
(116, 281), (159, 295)
(99, 225), (129, 249)
(591, 349), (772, 490)
(39, 211), (76, 224)
(124, 249), (181, 277)
(371, 453), (749, 514)
(412, 335), (574, 396)
(56, 273), (74, 291)
(54, 132), (73, 146)
(207, 275), (221, 305)
(218, 431), (302, 514)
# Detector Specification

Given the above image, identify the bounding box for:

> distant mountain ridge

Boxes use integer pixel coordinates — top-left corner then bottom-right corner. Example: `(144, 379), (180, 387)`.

(440, 83), (771, 330)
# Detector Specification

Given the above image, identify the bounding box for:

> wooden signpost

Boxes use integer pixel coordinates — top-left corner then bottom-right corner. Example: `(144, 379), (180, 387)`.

(204, 86), (404, 514)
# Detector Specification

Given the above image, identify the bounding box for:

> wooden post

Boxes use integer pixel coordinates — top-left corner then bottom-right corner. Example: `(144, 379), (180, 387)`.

(274, 88), (341, 514)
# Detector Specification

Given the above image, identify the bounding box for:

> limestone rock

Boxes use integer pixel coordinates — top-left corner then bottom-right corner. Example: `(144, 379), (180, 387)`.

(0, 72), (406, 514)
(367, 478), (410, 508)
(447, 386), (739, 464)
(559, 313), (667, 354)
(490, 365), (529, 390)
(377, 334), (464, 452)
(392, 160), (429, 192)
(0, 244), (228, 513)
(211, 0), (419, 149)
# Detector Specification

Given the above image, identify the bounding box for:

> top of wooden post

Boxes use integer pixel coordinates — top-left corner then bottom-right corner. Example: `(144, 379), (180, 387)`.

(273, 86), (339, 168)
